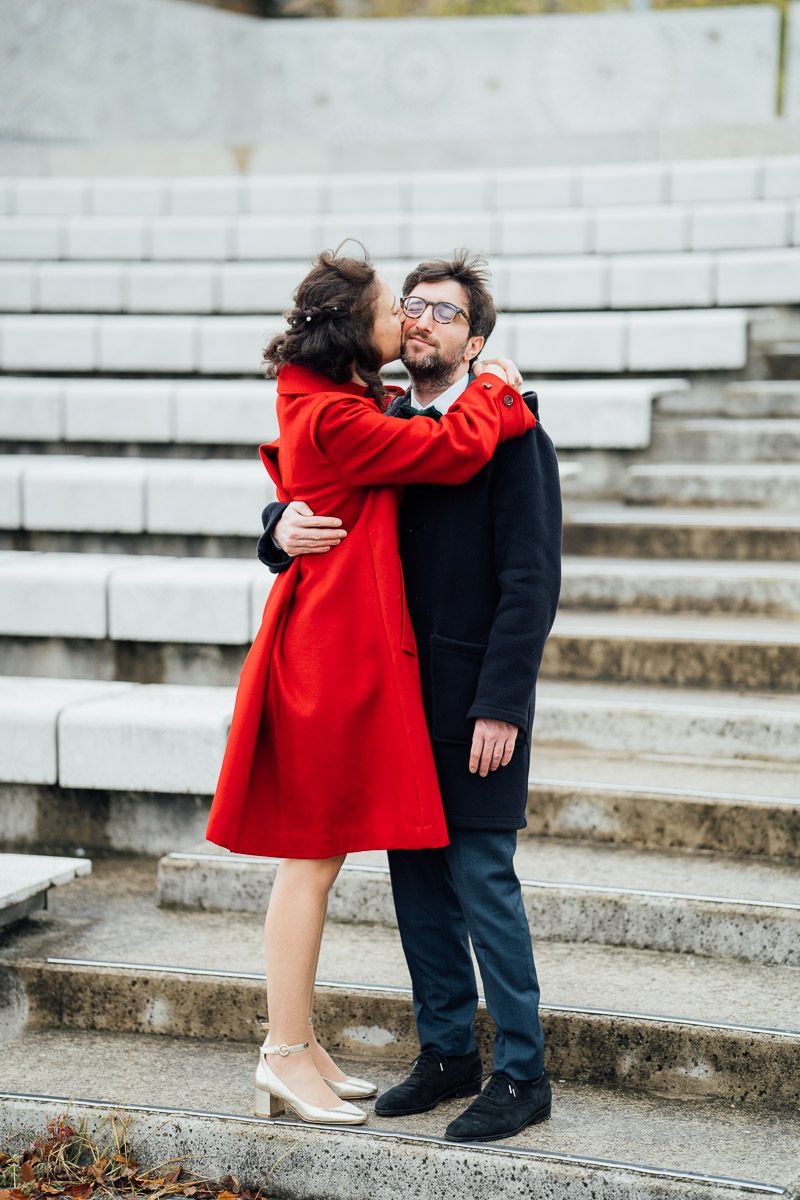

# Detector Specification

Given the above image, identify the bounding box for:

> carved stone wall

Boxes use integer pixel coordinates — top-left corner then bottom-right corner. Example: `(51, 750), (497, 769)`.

(0, 0), (784, 144)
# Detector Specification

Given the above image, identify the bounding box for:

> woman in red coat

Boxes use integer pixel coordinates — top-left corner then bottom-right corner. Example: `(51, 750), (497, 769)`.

(204, 247), (534, 1126)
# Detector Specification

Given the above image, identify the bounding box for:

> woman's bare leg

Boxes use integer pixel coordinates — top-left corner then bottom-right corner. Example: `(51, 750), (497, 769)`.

(306, 894), (348, 1083)
(263, 855), (346, 1107)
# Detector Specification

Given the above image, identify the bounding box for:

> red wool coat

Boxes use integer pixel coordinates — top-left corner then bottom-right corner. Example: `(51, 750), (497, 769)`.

(205, 362), (534, 859)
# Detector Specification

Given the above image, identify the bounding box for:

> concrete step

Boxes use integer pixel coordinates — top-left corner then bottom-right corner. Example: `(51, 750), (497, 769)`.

(0, 852), (90, 930)
(559, 556), (800, 614)
(5, 551), (800, 638)
(1, 858), (799, 1111)
(534, 679), (800, 762)
(1, 750), (797, 864)
(4, 607), (798, 692)
(3, 554), (799, 688)
(528, 748), (800, 862)
(1, 249), (799, 312)
(656, 379), (800, 418)
(0, 308), (749, 374)
(564, 503), (800, 561)
(544, 611), (800, 691)
(625, 464), (800, 508)
(0, 459), (576, 545)
(158, 835), (800, 965)
(2, 1064), (797, 1200)
(3, 676), (800, 804)
(0, 375), (688, 453)
(648, 418), (800, 462)
(0, 203), (796, 259)
(5, 504), (796, 562)
(0, 453), (273, 536)
(5, 159), (799, 216)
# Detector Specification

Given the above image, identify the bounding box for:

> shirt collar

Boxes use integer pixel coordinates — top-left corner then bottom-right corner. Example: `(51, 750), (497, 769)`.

(409, 372), (471, 415)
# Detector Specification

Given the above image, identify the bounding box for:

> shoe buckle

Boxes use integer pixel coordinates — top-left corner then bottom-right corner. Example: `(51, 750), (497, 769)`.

(278, 1044), (291, 1056)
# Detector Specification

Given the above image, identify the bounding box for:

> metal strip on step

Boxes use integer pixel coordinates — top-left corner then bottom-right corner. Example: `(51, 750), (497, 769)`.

(41, 957), (800, 1037)
(0, 1092), (785, 1196)
(162, 853), (800, 911)
(530, 775), (800, 806)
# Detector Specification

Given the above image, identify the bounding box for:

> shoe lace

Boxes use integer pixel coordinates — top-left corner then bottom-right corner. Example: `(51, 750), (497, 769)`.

(483, 1071), (517, 1100)
(411, 1049), (447, 1076)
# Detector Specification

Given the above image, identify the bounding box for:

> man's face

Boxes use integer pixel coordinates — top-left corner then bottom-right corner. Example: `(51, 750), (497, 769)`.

(400, 279), (485, 389)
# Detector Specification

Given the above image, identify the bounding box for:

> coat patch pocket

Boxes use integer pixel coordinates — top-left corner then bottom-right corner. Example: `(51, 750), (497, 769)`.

(430, 633), (487, 744)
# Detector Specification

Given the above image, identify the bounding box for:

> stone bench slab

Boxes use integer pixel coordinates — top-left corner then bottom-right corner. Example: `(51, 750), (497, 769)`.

(0, 677), (134, 783)
(0, 203), (797, 264)
(0, 455), (274, 535)
(4, 157), (799, 217)
(0, 311), (749, 374)
(2, 677), (800, 795)
(0, 852), (91, 928)
(626, 463), (800, 507)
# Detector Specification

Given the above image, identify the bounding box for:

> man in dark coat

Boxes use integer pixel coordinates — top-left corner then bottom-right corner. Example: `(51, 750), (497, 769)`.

(257, 251), (563, 1142)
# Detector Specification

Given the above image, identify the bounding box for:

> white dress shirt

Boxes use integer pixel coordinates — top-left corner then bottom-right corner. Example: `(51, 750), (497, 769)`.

(409, 372), (471, 415)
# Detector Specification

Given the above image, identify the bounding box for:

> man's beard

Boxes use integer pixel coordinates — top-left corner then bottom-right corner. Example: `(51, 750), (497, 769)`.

(401, 336), (469, 391)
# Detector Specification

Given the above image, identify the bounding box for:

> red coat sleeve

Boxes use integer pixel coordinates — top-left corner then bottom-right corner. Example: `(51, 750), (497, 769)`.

(312, 374), (536, 487)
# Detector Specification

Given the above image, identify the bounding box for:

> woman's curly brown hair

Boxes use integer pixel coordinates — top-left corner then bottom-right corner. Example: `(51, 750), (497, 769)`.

(263, 245), (388, 404)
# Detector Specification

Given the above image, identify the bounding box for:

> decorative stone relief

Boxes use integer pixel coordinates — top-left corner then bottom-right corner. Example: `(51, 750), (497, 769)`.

(0, 0), (784, 143)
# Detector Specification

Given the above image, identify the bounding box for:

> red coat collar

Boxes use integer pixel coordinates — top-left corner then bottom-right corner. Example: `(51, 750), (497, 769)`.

(276, 362), (368, 398)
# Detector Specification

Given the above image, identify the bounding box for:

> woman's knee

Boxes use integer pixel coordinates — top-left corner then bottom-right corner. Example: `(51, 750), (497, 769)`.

(278, 854), (346, 892)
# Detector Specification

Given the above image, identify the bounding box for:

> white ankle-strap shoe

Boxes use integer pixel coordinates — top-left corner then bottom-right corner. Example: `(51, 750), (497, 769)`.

(254, 1032), (367, 1125)
(257, 1016), (378, 1102)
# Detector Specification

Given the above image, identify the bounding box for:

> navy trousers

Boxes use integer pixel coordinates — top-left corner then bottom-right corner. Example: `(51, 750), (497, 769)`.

(387, 829), (545, 1081)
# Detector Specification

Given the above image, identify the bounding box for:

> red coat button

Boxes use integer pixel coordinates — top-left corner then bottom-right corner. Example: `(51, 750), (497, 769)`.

(482, 381), (492, 389)
(503, 394), (514, 406)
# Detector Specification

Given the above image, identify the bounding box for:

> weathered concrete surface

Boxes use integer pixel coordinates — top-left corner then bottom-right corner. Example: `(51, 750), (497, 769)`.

(6, 612), (800, 690)
(559, 558), (800, 616)
(563, 504), (800, 561)
(1, 858), (798, 1043)
(656, 380), (800, 420)
(526, 759), (800, 861)
(544, 613), (800, 691)
(3, 755), (798, 862)
(626, 464), (800, 508)
(6, 960), (799, 1109)
(6, 504), (800, 563)
(0, 781), (209, 856)
(157, 845), (800, 966)
(649, 418), (800, 463)
(0, 0), (782, 143)
(0, 1085), (795, 1200)
(535, 679), (800, 762)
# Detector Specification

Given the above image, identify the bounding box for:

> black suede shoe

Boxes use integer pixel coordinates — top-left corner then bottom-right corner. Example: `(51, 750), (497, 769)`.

(374, 1049), (482, 1117)
(444, 1069), (552, 1142)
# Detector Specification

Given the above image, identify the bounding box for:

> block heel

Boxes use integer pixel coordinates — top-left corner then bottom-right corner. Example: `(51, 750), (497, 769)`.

(255, 1084), (286, 1117)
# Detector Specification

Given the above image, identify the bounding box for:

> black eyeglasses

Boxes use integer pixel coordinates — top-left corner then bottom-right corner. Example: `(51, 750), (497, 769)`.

(401, 295), (470, 326)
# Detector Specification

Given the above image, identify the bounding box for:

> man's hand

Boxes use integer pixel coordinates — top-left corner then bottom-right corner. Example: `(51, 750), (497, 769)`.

(273, 501), (347, 557)
(473, 357), (524, 391)
(469, 718), (519, 777)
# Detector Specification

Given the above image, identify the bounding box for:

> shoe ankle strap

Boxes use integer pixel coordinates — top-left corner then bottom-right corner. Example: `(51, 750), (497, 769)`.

(262, 1039), (310, 1057)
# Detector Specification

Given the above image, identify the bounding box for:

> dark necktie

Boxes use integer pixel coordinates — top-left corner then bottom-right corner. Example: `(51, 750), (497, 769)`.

(392, 401), (442, 422)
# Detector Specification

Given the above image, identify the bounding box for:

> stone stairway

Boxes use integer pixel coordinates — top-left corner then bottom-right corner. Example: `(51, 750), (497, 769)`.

(1, 155), (799, 1198)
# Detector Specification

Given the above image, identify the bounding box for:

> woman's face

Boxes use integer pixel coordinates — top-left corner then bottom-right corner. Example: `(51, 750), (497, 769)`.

(370, 277), (403, 366)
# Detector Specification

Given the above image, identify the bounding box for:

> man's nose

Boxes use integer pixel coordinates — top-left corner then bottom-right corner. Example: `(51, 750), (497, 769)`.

(415, 307), (435, 331)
